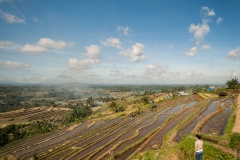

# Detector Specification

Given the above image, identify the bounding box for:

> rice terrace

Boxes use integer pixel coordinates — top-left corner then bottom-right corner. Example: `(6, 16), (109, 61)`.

(0, 80), (240, 160)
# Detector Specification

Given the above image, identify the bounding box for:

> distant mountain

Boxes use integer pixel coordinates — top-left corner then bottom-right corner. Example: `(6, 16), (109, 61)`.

(0, 76), (19, 85)
(0, 80), (19, 85)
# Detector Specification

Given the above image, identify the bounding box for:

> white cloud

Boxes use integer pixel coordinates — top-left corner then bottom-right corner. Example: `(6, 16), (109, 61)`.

(125, 72), (137, 78)
(201, 44), (211, 50)
(38, 38), (74, 50)
(226, 47), (240, 59)
(0, 0), (12, 3)
(119, 43), (146, 62)
(0, 41), (13, 48)
(109, 70), (137, 78)
(117, 26), (132, 36)
(40, 77), (48, 80)
(168, 71), (181, 79)
(68, 45), (101, 70)
(0, 61), (30, 70)
(68, 58), (99, 70)
(185, 47), (198, 56)
(101, 38), (122, 49)
(226, 70), (237, 77)
(202, 6), (215, 16)
(84, 45), (101, 59)
(0, 10), (25, 24)
(18, 44), (47, 54)
(33, 17), (42, 23)
(143, 64), (168, 77)
(147, 64), (156, 70)
(168, 44), (173, 49)
(109, 70), (122, 76)
(216, 17), (223, 25)
(189, 21), (210, 45)
(186, 70), (204, 78)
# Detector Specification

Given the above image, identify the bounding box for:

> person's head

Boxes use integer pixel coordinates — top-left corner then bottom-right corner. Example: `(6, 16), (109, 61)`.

(196, 134), (201, 140)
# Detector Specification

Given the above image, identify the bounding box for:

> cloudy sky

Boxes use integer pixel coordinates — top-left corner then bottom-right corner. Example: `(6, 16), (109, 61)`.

(0, 0), (239, 84)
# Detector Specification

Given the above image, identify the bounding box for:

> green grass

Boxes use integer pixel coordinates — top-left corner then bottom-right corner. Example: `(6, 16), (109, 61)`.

(178, 135), (236, 160)
(135, 135), (237, 160)
(222, 103), (237, 141)
(0, 157), (7, 160)
(230, 133), (240, 150)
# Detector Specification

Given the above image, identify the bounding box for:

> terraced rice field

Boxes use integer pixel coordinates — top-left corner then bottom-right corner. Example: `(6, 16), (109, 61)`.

(200, 98), (233, 135)
(174, 99), (214, 142)
(0, 107), (71, 126)
(0, 95), (234, 160)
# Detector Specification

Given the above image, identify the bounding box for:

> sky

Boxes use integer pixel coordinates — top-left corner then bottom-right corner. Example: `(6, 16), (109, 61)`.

(0, 0), (240, 84)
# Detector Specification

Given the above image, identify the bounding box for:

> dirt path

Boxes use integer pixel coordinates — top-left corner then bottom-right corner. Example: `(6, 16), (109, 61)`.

(232, 94), (240, 133)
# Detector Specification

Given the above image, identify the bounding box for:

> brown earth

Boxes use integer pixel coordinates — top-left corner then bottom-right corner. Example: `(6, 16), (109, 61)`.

(232, 94), (240, 133)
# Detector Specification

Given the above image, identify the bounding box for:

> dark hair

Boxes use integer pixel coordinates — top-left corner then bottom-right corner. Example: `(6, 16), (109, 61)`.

(196, 135), (201, 139)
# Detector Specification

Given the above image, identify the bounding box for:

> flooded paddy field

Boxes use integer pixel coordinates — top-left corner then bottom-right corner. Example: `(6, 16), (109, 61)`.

(143, 106), (199, 151)
(174, 100), (218, 142)
(200, 98), (233, 135)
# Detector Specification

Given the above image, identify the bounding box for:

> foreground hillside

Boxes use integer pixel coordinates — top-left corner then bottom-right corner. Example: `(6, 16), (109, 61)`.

(0, 92), (239, 160)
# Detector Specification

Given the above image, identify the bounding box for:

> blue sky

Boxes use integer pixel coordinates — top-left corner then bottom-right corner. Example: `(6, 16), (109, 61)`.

(0, 0), (240, 84)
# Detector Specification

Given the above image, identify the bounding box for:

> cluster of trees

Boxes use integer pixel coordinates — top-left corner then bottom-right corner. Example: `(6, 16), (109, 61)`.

(142, 90), (155, 96)
(63, 104), (92, 123)
(0, 121), (57, 146)
(95, 97), (115, 103)
(226, 77), (239, 89)
(0, 85), (82, 112)
(108, 101), (125, 112)
(40, 90), (81, 100)
(141, 96), (149, 104)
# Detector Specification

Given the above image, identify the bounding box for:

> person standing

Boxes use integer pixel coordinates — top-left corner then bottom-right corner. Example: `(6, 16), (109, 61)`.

(195, 134), (203, 160)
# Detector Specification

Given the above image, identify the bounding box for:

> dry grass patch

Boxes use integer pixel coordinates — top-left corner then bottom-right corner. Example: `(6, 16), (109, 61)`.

(91, 106), (102, 112)
(198, 93), (208, 100)
(67, 124), (79, 131)
(204, 93), (218, 98)
(232, 94), (240, 133)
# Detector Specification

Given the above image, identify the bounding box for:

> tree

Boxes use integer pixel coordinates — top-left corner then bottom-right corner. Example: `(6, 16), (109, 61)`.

(150, 103), (156, 111)
(86, 97), (94, 107)
(109, 101), (118, 110)
(33, 153), (38, 160)
(226, 77), (239, 89)
(141, 96), (149, 104)
(108, 101), (125, 112)
(204, 84), (209, 90)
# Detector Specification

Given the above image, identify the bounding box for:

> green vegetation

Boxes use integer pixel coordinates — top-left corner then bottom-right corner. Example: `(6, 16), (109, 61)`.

(133, 135), (236, 160)
(0, 157), (7, 160)
(226, 77), (239, 89)
(178, 135), (235, 160)
(0, 121), (57, 146)
(230, 133), (240, 150)
(108, 101), (125, 112)
(141, 96), (149, 104)
(62, 105), (92, 123)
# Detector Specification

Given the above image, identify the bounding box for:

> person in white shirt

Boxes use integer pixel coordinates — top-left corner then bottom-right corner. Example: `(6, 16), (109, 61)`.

(194, 134), (203, 160)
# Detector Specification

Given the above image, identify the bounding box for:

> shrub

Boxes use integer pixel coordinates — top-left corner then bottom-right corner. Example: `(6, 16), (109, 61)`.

(230, 133), (240, 150)
(0, 157), (7, 160)
(218, 92), (227, 97)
